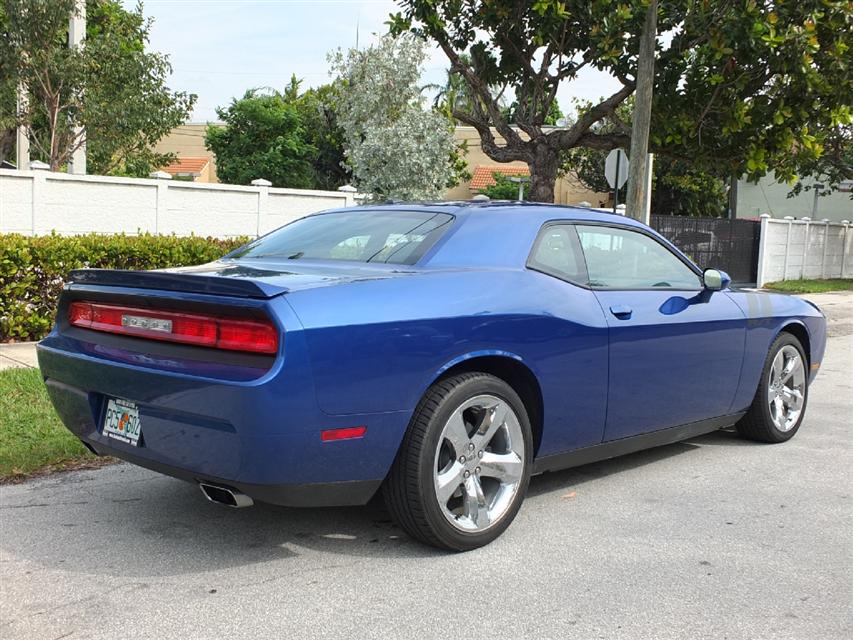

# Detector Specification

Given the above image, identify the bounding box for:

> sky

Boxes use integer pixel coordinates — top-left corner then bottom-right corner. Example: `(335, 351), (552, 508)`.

(127, 0), (622, 123)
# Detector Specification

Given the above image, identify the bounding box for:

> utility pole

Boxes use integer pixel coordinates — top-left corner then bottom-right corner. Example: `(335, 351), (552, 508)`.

(67, 0), (86, 174)
(727, 173), (738, 219)
(15, 82), (29, 170)
(625, 0), (658, 222)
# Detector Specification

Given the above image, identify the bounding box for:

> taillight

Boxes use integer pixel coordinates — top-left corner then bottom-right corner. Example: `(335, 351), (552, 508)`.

(68, 301), (278, 354)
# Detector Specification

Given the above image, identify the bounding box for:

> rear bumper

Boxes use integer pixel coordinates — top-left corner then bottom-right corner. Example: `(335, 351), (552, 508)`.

(81, 437), (382, 507)
(37, 328), (410, 507)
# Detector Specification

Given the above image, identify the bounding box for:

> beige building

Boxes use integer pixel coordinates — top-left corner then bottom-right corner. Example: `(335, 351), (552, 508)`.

(446, 126), (610, 205)
(154, 122), (609, 204)
(154, 123), (220, 182)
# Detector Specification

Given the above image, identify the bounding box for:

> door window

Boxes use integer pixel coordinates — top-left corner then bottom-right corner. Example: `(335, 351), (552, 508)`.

(576, 225), (700, 289)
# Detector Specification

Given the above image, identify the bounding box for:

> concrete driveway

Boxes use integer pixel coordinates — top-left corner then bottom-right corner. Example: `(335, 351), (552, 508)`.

(801, 290), (853, 337)
(2, 336), (851, 640)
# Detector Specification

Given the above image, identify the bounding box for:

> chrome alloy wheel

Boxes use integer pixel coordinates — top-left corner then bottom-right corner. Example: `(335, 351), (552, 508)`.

(767, 345), (806, 432)
(433, 394), (525, 532)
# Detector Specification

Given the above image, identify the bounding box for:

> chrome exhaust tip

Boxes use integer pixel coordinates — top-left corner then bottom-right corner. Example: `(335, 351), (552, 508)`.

(198, 482), (253, 508)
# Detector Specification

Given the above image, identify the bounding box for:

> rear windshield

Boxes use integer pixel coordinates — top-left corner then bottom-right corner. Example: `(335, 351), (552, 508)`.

(231, 210), (455, 265)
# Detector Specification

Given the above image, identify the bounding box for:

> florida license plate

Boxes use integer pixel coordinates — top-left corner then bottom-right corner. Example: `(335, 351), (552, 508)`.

(103, 398), (142, 446)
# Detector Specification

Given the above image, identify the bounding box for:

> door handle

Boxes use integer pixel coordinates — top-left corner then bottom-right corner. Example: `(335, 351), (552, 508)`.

(609, 305), (633, 319)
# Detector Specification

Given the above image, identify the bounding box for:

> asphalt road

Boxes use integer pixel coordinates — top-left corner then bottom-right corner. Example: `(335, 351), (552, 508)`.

(2, 335), (851, 640)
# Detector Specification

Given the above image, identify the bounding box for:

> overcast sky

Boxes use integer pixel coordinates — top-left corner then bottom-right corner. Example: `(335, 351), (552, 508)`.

(128, 0), (622, 123)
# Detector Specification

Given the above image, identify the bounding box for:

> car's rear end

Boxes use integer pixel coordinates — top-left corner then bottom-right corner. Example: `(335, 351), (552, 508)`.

(37, 267), (399, 507)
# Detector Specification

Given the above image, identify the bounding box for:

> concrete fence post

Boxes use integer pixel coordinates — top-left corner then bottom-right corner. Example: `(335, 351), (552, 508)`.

(337, 184), (357, 207)
(799, 217), (811, 279)
(251, 178), (272, 238)
(756, 214), (771, 288)
(819, 219), (830, 279)
(155, 182), (168, 235)
(149, 171), (172, 235)
(31, 170), (46, 235)
(782, 216), (794, 280)
(842, 220), (851, 279)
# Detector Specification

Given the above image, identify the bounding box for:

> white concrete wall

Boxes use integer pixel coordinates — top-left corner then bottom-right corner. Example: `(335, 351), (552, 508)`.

(0, 169), (356, 238)
(756, 215), (853, 286)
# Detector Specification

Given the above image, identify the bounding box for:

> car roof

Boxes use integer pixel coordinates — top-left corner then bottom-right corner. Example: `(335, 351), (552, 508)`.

(299, 201), (660, 270)
(316, 200), (648, 228)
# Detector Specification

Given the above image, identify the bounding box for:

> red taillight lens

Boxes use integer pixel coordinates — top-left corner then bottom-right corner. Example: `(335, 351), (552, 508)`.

(320, 426), (367, 442)
(217, 318), (278, 354)
(68, 301), (278, 354)
(68, 301), (93, 325)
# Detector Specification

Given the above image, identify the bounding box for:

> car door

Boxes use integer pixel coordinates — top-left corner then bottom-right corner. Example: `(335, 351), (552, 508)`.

(526, 223), (610, 453)
(575, 223), (747, 441)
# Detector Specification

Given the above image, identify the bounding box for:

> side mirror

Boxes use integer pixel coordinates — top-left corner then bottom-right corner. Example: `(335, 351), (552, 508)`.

(703, 268), (731, 291)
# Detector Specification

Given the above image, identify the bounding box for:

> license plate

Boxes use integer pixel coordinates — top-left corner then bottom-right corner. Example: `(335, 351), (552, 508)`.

(103, 398), (142, 446)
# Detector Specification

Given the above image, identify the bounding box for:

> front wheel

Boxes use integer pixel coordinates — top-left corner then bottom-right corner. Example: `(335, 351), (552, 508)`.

(737, 333), (809, 443)
(384, 373), (532, 551)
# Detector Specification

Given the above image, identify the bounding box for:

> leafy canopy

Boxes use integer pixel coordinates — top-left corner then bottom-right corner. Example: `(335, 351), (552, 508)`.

(785, 124), (852, 198)
(329, 34), (467, 201)
(0, 0), (195, 175)
(561, 99), (729, 217)
(206, 77), (348, 190)
(390, 1), (853, 202)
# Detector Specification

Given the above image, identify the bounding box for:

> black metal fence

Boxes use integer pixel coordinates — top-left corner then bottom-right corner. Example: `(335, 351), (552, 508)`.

(650, 215), (760, 284)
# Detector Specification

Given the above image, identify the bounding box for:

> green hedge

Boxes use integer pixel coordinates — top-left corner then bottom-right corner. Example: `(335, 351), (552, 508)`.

(0, 233), (249, 342)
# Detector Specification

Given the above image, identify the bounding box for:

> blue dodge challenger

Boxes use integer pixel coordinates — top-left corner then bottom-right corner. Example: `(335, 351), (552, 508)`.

(38, 202), (826, 550)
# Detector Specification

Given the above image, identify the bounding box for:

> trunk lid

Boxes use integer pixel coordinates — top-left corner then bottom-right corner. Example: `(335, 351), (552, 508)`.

(69, 259), (417, 299)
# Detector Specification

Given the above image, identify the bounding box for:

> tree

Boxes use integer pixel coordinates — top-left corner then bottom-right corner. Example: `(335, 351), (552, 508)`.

(206, 78), (348, 190)
(329, 34), (465, 201)
(284, 79), (350, 191)
(390, 1), (853, 203)
(0, 0), (195, 175)
(562, 99), (728, 216)
(651, 158), (728, 218)
(504, 99), (564, 127)
(566, 143), (728, 216)
(0, 69), (15, 166)
(0, 2), (16, 165)
(478, 172), (528, 200)
(429, 53), (483, 122)
(787, 124), (852, 198)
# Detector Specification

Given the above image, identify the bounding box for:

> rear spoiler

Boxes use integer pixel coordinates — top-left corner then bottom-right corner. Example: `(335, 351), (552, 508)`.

(67, 269), (287, 299)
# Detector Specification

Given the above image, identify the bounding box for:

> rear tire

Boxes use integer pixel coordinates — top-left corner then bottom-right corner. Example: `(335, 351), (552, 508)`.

(736, 333), (809, 443)
(384, 373), (532, 551)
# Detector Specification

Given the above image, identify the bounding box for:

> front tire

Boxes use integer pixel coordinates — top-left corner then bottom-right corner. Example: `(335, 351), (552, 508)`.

(737, 332), (809, 443)
(384, 373), (532, 551)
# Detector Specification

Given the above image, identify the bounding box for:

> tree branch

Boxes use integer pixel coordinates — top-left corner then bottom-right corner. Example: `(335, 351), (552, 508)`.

(435, 34), (525, 151)
(453, 109), (530, 163)
(607, 111), (632, 134)
(550, 83), (636, 149)
(576, 132), (631, 151)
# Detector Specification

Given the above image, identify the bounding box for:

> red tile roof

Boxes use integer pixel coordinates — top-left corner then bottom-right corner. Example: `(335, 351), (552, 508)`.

(161, 156), (209, 176)
(470, 165), (530, 190)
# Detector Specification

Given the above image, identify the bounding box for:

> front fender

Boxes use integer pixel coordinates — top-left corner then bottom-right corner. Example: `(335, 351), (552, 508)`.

(725, 290), (827, 412)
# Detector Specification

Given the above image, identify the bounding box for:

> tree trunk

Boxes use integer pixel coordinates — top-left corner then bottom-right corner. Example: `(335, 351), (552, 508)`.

(0, 128), (15, 166)
(528, 145), (559, 203)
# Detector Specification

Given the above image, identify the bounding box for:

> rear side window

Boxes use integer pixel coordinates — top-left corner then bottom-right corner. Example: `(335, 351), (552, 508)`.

(528, 224), (587, 285)
(576, 225), (700, 289)
(231, 210), (454, 265)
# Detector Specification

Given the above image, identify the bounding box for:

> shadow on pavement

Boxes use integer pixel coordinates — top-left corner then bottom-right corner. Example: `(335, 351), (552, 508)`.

(0, 428), (756, 578)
